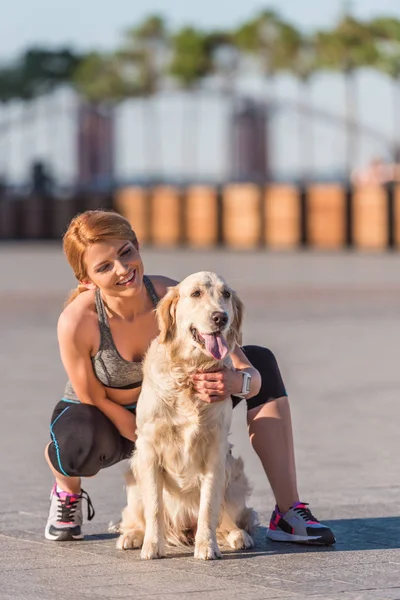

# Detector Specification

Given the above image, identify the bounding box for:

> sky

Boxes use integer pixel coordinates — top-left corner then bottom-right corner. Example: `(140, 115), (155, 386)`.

(2, 0), (400, 61)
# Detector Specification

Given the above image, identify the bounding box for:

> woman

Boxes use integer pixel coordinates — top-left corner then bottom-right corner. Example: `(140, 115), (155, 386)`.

(45, 210), (335, 546)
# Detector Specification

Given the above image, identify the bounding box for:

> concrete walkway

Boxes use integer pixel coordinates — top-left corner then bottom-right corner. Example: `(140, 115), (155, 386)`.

(1, 243), (400, 600)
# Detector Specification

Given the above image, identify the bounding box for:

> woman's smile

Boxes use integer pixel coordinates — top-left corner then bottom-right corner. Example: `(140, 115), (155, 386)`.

(116, 269), (136, 286)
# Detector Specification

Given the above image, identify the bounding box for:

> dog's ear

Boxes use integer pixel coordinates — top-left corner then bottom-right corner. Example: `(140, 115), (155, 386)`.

(157, 286), (179, 344)
(230, 290), (244, 346)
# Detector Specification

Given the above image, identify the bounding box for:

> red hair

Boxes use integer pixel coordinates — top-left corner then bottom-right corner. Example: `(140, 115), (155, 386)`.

(63, 210), (139, 305)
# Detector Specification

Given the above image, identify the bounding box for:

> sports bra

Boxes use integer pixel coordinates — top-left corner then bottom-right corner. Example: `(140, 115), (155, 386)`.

(62, 275), (160, 401)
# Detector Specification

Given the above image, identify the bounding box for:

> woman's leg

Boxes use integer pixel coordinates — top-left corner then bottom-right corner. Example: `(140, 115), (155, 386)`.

(239, 346), (335, 545)
(45, 400), (134, 541)
(45, 442), (81, 494)
(247, 396), (299, 514)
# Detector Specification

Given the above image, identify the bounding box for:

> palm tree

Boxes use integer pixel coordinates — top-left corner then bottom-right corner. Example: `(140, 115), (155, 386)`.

(234, 10), (282, 99)
(291, 37), (318, 182)
(117, 15), (170, 181)
(169, 26), (210, 180)
(73, 52), (141, 103)
(369, 17), (400, 162)
(315, 12), (378, 179)
(234, 11), (304, 181)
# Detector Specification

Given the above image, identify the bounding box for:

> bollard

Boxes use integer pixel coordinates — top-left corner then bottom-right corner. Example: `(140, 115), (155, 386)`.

(353, 185), (387, 250)
(185, 186), (219, 247)
(308, 184), (346, 249)
(223, 184), (261, 249)
(264, 185), (300, 249)
(150, 186), (182, 247)
(114, 187), (149, 245)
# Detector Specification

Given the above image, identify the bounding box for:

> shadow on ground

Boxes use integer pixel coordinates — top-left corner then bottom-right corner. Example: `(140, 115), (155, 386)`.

(83, 517), (400, 559)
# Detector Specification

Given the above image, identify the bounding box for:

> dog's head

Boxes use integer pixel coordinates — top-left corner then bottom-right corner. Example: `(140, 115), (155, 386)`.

(157, 271), (243, 361)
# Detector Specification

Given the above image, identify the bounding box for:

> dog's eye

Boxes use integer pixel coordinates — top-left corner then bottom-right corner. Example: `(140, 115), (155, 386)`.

(191, 289), (202, 298)
(222, 290), (231, 299)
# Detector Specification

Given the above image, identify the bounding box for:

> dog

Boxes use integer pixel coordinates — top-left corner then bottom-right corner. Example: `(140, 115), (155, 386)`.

(116, 271), (258, 560)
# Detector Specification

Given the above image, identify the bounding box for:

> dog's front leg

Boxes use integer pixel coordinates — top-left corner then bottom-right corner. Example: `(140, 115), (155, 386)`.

(194, 444), (226, 560)
(137, 443), (166, 560)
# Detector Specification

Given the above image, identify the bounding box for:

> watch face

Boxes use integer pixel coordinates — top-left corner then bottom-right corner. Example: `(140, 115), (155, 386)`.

(243, 372), (251, 394)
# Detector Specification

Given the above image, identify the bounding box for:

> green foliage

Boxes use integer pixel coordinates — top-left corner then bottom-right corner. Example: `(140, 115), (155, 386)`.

(72, 52), (142, 103)
(315, 16), (378, 72)
(0, 47), (82, 101)
(118, 14), (169, 95)
(169, 27), (209, 87)
(3, 10), (400, 101)
(234, 10), (303, 75)
(132, 14), (167, 41)
(369, 17), (400, 78)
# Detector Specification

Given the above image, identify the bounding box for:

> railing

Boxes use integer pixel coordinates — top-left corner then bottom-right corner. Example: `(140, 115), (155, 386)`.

(0, 182), (399, 250)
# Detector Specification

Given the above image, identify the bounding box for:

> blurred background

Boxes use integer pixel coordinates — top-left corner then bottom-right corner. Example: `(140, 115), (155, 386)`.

(2, 0), (400, 248)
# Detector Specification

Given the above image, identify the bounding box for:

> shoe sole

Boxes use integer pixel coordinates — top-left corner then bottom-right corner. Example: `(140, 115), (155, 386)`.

(45, 526), (83, 542)
(266, 528), (336, 546)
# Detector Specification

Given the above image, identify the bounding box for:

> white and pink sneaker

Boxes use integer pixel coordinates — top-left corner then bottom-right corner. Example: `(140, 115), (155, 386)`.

(44, 484), (94, 541)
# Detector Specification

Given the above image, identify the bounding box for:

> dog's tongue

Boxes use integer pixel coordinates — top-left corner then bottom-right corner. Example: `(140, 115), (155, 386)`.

(201, 333), (229, 360)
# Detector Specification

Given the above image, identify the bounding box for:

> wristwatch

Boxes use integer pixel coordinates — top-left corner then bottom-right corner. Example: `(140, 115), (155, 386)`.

(236, 371), (251, 398)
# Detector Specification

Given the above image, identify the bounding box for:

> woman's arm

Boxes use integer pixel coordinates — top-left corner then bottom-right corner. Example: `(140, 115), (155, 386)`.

(57, 312), (137, 441)
(229, 344), (262, 398)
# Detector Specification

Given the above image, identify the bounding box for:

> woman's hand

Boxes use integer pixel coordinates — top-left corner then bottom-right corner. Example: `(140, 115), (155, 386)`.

(192, 368), (242, 403)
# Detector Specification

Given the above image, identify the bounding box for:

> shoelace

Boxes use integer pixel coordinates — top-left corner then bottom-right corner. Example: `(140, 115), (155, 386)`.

(293, 503), (318, 522)
(81, 489), (95, 521)
(56, 488), (95, 522)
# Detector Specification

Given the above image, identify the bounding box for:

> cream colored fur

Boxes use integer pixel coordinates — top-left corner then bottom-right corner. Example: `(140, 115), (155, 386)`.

(116, 271), (258, 560)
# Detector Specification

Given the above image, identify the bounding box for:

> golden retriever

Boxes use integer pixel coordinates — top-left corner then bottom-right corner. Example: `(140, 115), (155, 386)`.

(116, 271), (257, 560)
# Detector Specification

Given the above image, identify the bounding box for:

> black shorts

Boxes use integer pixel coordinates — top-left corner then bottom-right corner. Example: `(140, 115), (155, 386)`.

(48, 345), (286, 477)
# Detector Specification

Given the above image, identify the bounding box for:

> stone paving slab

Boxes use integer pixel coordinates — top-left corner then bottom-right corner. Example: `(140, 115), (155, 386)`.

(1, 243), (400, 600)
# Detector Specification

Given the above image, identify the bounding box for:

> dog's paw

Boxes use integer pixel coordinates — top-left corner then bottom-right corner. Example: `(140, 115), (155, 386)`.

(226, 529), (254, 550)
(140, 539), (166, 560)
(194, 539), (222, 560)
(116, 529), (144, 550)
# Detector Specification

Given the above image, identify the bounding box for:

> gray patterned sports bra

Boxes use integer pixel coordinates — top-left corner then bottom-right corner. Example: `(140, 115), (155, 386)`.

(62, 275), (160, 402)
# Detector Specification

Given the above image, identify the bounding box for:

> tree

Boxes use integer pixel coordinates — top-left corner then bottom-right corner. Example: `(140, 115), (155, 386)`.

(291, 37), (319, 182)
(234, 10), (291, 83)
(118, 15), (170, 180)
(169, 27), (211, 179)
(120, 14), (169, 95)
(0, 47), (83, 101)
(369, 17), (400, 160)
(315, 13), (379, 177)
(169, 27), (208, 88)
(73, 52), (141, 103)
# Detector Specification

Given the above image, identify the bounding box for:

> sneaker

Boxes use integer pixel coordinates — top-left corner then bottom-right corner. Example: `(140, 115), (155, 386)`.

(266, 502), (335, 545)
(44, 484), (95, 541)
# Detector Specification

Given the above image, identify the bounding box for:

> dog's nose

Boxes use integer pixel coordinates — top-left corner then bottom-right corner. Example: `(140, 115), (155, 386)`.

(212, 311), (228, 327)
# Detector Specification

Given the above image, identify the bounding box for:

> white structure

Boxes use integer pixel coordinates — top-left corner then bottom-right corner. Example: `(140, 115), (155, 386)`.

(0, 70), (396, 189)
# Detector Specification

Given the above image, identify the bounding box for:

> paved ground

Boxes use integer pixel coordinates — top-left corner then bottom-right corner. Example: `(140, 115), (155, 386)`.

(1, 243), (400, 600)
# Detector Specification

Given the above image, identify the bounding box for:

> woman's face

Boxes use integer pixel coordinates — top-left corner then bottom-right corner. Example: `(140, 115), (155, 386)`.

(83, 239), (144, 297)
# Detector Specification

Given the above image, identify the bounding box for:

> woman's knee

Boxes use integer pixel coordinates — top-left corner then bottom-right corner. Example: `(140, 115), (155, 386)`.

(241, 345), (287, 411)
(48, 403), (118, 477)
(242, 345), (278, 372)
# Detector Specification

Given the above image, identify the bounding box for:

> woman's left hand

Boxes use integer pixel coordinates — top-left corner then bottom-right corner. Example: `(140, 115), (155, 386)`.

(192, 368), (242, 403)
